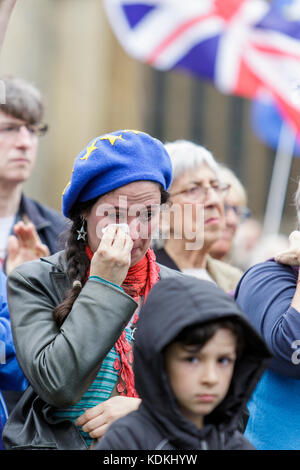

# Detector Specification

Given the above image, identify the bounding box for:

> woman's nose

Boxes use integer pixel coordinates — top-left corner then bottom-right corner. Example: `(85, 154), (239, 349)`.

(129, 218), (140, 240)
(225, 206), (239, 229)
(204, 187), (222, 206)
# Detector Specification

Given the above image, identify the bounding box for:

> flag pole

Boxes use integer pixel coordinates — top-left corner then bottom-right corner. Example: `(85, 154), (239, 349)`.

(262, 122), (295, 236)
(0, 0), (17, 51)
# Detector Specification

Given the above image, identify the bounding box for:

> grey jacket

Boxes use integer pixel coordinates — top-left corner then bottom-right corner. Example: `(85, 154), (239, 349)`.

(3, 250), (184, 450)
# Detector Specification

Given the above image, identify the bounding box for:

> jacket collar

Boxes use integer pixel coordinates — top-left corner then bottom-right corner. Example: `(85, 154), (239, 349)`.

(40, 250), (67, 271)
(40, 251), (71, 303)
(17, 194), (51, 230)
(40, 250), (183, 303)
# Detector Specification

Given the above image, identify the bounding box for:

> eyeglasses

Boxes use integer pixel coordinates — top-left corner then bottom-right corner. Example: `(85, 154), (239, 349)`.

(224, 203), (251, 220)
(171, 182), (230, 202)
(0, 122), (48, 137)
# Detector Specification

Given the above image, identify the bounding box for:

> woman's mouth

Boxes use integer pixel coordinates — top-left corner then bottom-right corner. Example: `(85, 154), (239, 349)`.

(205, 217), (219, 225)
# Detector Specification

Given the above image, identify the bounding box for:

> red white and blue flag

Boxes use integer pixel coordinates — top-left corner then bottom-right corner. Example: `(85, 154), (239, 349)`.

(103, 0), (300, 141)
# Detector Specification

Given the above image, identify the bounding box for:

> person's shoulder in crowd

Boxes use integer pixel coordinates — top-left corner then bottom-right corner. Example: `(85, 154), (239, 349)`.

(206, 255), (243, 292)
(154, 247), (243, 292)
(234, 258), (296, 304)
(22, 194), (68, 227)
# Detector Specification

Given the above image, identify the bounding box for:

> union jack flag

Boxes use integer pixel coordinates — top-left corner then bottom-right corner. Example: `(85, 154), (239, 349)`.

(103, 0), (300, 142)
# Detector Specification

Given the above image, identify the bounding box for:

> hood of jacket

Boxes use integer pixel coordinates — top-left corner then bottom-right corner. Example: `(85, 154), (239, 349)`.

(133, 275), (271, 449)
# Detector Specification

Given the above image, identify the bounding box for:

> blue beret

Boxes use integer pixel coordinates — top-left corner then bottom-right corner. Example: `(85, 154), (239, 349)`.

(62, 130), (172, 218)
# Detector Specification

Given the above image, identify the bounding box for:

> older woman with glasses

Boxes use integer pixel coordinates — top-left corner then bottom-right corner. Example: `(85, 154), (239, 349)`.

(154, 140), (243, 292)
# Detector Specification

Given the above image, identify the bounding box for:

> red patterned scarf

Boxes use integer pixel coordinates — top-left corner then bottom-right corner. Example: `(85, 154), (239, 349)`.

(85, 245), (160, 397)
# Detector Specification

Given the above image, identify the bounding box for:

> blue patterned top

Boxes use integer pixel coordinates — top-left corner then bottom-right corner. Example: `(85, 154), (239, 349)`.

(53, 328), (133, 448)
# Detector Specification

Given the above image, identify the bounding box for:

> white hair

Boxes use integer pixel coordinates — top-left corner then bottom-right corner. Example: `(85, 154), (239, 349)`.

(218, 165), (247, 206)
(164, 140), (220, 182)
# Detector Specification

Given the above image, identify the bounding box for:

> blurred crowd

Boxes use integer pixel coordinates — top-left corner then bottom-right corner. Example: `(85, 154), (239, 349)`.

(0, 0), (299, 453)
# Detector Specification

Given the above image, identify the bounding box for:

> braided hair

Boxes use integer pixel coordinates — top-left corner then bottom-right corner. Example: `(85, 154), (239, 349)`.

(53, 197), (98, 326)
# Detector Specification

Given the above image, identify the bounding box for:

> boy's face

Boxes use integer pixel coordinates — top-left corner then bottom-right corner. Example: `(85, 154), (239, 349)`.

(164, 328), (237, 429)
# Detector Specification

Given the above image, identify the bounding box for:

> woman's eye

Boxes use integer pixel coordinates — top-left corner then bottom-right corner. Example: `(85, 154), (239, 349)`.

(188, 187), (198, 194)
(138, 210), (152, 222)
(104, 211), (114, 218)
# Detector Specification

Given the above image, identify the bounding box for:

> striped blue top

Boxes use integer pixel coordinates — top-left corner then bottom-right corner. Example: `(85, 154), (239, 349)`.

(53, 328), (133, 448)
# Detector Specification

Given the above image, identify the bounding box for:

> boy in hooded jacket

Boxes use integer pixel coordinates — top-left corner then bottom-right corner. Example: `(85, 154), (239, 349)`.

(93, 275), (270, 451)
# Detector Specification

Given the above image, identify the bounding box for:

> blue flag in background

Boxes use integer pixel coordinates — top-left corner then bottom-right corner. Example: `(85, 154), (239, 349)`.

(250, 0), (300, 155)
(251, 96), (300, 156)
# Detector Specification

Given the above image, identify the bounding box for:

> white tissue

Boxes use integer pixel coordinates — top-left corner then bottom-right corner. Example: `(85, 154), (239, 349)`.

(102, 223), (130, 235)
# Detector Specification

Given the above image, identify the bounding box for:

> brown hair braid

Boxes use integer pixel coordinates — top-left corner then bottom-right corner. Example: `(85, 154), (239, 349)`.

(53, 197), (98, 326)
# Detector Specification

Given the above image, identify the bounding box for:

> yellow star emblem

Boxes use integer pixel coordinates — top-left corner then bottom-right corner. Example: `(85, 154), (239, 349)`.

(62, 181), (70, 196)
(100, 134), (124, 146)
(80, 138), (98, 161)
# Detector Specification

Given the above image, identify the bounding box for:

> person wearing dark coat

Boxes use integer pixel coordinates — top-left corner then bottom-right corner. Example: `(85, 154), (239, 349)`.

(0, 76), (68, 274)
(0, 77), (68, 413)
(14, 193), (68, 255)
(94, 275), (271, 450)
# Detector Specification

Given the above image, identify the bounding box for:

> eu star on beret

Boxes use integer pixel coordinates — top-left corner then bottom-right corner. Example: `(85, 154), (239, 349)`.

(62, 130), (172, 218)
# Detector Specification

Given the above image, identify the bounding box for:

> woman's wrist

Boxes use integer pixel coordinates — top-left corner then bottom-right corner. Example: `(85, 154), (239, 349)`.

(88, 275), (124, 292)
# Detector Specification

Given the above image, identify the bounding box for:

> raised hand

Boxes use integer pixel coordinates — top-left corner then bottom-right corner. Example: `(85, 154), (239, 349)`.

(89, 224), (133, 286)
(6, 220), (50, 274)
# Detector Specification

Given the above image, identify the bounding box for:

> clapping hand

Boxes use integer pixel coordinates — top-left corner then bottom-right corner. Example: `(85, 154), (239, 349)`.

(6, 220), (50, 274)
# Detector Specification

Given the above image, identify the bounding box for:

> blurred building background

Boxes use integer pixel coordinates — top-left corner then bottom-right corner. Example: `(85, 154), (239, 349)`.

(0, 0), (299, 233)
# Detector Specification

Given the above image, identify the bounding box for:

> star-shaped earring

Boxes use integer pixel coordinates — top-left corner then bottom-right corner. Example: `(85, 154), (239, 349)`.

(77, 220), (87, 241)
